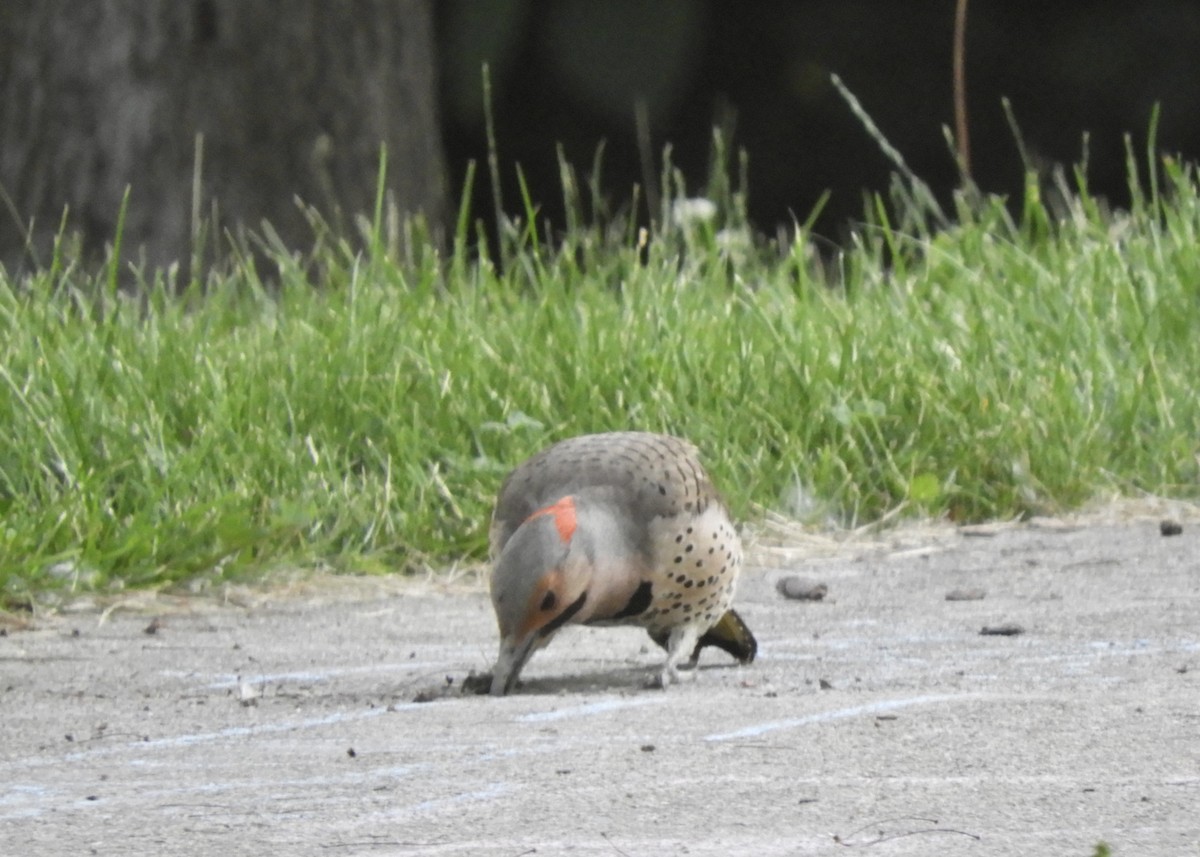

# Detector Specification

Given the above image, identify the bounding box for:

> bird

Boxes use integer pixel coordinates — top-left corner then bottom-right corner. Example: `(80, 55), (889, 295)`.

(485, 431), (756, 695)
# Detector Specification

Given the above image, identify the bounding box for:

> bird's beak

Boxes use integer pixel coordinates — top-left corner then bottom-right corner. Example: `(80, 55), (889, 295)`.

(489, 633), (538, 696)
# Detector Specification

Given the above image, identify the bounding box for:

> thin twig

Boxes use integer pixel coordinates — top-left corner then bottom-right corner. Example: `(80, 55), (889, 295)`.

(634, 100), (660, 232)
(834, 815), (982, 847)
(829, 73), (947, 227)
(953, 0), (972, 181)
(601, 831), (635, 857)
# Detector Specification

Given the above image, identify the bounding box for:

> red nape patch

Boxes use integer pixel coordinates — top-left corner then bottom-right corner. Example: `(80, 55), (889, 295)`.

(526, 496), (577, 543)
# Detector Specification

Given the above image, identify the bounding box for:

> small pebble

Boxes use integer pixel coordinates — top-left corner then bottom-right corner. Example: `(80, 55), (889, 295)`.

(776, 576), (828, 601)
(1160, 519), (1183, 537)
(946, 588), (986, 601)
(980, 623), (1024, 636)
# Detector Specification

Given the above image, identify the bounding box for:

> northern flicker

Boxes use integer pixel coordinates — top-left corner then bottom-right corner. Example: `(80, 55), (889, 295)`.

(486, 431), (756, 695)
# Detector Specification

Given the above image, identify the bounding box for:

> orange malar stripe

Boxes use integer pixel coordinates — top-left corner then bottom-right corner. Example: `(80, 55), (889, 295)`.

(526, 496), (577, 543)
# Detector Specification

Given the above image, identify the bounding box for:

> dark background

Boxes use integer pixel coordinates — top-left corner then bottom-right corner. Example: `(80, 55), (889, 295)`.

(437, 0), (1200, 240)
(4, 0), (1200, 270)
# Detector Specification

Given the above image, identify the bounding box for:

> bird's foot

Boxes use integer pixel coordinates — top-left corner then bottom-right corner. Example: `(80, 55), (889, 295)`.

(645, 660), (698, 690)
(648, 625), (703, 689)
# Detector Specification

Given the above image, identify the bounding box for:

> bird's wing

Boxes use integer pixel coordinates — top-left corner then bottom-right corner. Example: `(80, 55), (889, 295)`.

(489, 432), (724, 558)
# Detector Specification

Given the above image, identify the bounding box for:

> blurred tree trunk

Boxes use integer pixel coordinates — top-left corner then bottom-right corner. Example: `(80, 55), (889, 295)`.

(0, 0), (446, 275)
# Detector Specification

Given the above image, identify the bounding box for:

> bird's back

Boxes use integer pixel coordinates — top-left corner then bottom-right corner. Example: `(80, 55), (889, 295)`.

(489, 431), (726, 559)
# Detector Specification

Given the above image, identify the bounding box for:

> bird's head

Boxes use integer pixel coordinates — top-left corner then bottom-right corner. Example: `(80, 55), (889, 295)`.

(488, 496), (593, 695)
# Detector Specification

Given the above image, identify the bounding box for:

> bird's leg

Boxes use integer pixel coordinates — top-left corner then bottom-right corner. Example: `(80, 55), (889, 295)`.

(658, 625), (702, 688)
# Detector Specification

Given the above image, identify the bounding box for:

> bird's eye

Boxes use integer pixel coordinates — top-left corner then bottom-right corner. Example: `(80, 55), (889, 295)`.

(540, 591), (557, 611)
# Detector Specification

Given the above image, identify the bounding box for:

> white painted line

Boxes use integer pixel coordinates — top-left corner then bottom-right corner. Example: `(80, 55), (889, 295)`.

(704, 693), (970, 741)
(157, 661), (459, 689)
(516, 696), (668, 723)
(405, 782), (512, 814)
(138, 706), (402, 749)
(0, 704), (427, 772)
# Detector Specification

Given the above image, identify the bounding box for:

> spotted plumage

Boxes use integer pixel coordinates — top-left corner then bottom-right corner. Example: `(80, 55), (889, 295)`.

(485, 431), (756, 695)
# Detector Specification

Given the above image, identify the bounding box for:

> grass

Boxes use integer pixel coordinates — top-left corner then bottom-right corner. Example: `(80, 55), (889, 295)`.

(2, 131), (1199, 607)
